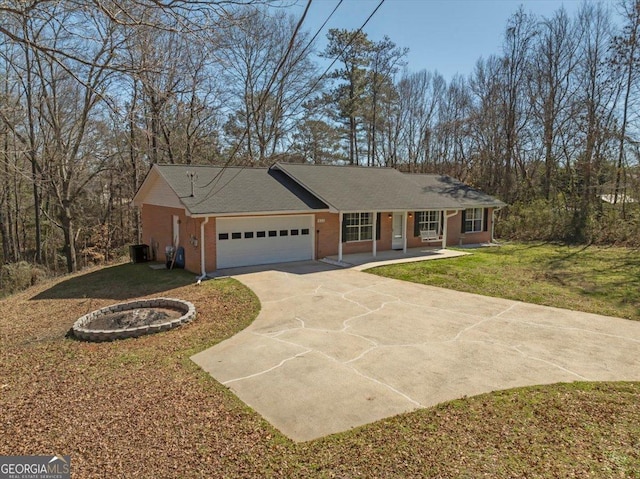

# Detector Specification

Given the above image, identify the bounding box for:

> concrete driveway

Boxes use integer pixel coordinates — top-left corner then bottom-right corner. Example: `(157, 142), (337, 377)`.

(191, 261), (640, 442)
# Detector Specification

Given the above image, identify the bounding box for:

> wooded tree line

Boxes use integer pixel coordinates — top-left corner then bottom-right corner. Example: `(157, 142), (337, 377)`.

(1, 0), (639, 277)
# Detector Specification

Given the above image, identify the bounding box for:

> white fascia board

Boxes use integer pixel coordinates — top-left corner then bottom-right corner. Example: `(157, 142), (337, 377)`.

(337, 208), (461, 214)
(188, 209), (330, 218)
(132, 166), (159, 207)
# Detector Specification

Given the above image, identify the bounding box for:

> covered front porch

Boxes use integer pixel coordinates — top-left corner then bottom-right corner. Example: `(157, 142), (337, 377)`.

(325, 246), (468, 270)
(335, 210), (460, 263)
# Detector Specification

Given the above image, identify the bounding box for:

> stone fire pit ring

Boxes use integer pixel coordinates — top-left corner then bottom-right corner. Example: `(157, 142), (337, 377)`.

(72, 298), (196, 342)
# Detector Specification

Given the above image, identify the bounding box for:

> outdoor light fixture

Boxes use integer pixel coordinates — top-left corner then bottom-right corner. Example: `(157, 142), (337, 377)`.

(388, 214), (392, 218)
(408, 213), (413, 218)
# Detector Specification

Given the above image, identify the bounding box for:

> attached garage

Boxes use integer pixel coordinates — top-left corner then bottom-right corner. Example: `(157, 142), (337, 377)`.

(134, 164), (505, 275)
(216, 215), (314, 269)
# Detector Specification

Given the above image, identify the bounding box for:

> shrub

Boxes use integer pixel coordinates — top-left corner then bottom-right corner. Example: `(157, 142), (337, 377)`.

(0, 261), (49, 297)
(497, 199), (640, 246)
(496, 199), (574, 242)
(589, 204), (640, 246)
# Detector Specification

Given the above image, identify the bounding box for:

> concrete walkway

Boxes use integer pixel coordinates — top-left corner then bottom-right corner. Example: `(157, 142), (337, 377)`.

(191, 261), (640, 442)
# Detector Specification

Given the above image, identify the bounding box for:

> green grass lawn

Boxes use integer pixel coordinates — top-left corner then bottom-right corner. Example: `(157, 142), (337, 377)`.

(1, 259), (639, 477)
(369, 242), (640, 321)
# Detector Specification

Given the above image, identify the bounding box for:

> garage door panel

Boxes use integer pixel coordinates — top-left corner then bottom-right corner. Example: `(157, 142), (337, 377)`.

(216, 216), (313, 269)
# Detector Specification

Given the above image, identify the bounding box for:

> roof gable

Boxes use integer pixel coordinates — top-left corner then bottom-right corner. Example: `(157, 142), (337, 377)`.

(133, 167), (184, 209)
(136, 164), (328, 216)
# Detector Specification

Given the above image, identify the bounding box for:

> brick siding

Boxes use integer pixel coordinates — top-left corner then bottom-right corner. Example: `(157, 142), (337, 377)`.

(141, 206), (495, 273)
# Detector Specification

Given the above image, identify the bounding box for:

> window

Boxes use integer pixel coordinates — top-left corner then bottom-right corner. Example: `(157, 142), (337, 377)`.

(268, 230), (277, 237)
(301, 228), (310, 235)
(218, 233), (229, 240)
(417, 211), (440, 234)
(279, 230), (288, 236)
(257, 231), (266, 238)
(244, 232), (254, 239)
(231, 232), (241, 239)
(465, 208), (483, 233)
(344, 213), (373, 242)
(291, 229), (299, 236)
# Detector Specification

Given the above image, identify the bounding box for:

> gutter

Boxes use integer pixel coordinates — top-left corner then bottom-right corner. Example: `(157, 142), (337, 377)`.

(197, 216), (210, 282)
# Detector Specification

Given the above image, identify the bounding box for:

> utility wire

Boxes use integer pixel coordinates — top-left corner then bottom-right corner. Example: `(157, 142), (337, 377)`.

(194, 0), (386, 206)
(191, 0), (314, 204)
(289, 0), (386, 115)
(298, 0), (343, 59)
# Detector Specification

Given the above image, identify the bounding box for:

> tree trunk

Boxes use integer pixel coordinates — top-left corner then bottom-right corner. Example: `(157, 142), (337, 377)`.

(23, 36), (42, 264)
(1, 131), (14, 263)
(349, 115), (356, 165)
(542, 94), (555, 200)
(61, 206), (77, 273)
(129, 92), (141, 243)
(614, 45), (635, 205)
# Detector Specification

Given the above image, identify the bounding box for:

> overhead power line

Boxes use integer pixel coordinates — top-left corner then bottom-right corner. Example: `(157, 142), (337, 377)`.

(195, 0), (386, 205)
(290, 0), (386, 114)
(192, 0), (315, 203)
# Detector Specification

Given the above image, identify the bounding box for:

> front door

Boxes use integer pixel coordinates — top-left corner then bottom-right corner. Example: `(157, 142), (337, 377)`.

(392, 212), (404, 250)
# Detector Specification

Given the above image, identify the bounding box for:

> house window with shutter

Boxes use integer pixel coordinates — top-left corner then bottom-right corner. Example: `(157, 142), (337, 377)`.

(344, 213), (373, 242)
(464, 208), (484, 233)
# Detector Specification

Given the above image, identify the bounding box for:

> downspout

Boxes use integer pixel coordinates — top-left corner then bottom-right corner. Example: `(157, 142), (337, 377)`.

(491, 207), (502, 243)
(443, 210), (458, 249)
(197, 216), (210, 282)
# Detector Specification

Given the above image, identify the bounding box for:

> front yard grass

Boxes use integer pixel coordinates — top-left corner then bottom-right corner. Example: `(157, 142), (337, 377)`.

(1, 260), (639, 477)
(369, 242), (640, 321)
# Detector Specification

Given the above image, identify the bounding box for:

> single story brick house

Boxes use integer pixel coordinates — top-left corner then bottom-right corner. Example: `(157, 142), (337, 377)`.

(133, 162), (506, 276)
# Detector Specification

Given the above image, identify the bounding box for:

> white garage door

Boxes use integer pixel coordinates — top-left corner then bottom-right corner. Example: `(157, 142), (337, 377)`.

(216, 215), (314, 269)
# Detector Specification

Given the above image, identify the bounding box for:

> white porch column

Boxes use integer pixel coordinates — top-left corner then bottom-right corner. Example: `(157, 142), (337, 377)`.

(403, 211), (408, 253)
(338, 211), (343, 262)
(372, 211), (377, 257)
(443, 210), (458, 249)
(442, 211), (447, 250)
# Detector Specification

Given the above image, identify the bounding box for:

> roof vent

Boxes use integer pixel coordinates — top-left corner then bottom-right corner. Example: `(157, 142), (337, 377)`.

(186, 171), (198, 197)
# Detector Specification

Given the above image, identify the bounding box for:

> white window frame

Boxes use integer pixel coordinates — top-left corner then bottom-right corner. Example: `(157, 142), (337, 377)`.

(417, 211), (440, 233)
(344, 212), (373, 242)
(465, 208), (483, 233)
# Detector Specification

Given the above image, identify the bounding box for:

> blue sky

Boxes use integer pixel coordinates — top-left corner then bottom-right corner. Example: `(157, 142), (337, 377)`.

(294, 0), (593, 80)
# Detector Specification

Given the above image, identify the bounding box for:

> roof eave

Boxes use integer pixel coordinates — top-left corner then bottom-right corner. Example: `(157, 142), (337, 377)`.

(187, 208), (331, 218)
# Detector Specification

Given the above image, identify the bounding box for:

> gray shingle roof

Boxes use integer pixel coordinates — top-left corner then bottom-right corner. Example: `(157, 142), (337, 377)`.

(154, 165), (328, 215)
(404, 174), (507, 209)
(274, 163), (506, 211)
(142, 163), (505, 215)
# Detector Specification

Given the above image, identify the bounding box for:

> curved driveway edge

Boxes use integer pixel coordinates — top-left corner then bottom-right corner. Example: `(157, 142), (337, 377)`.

(191, 261), (640, 442)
